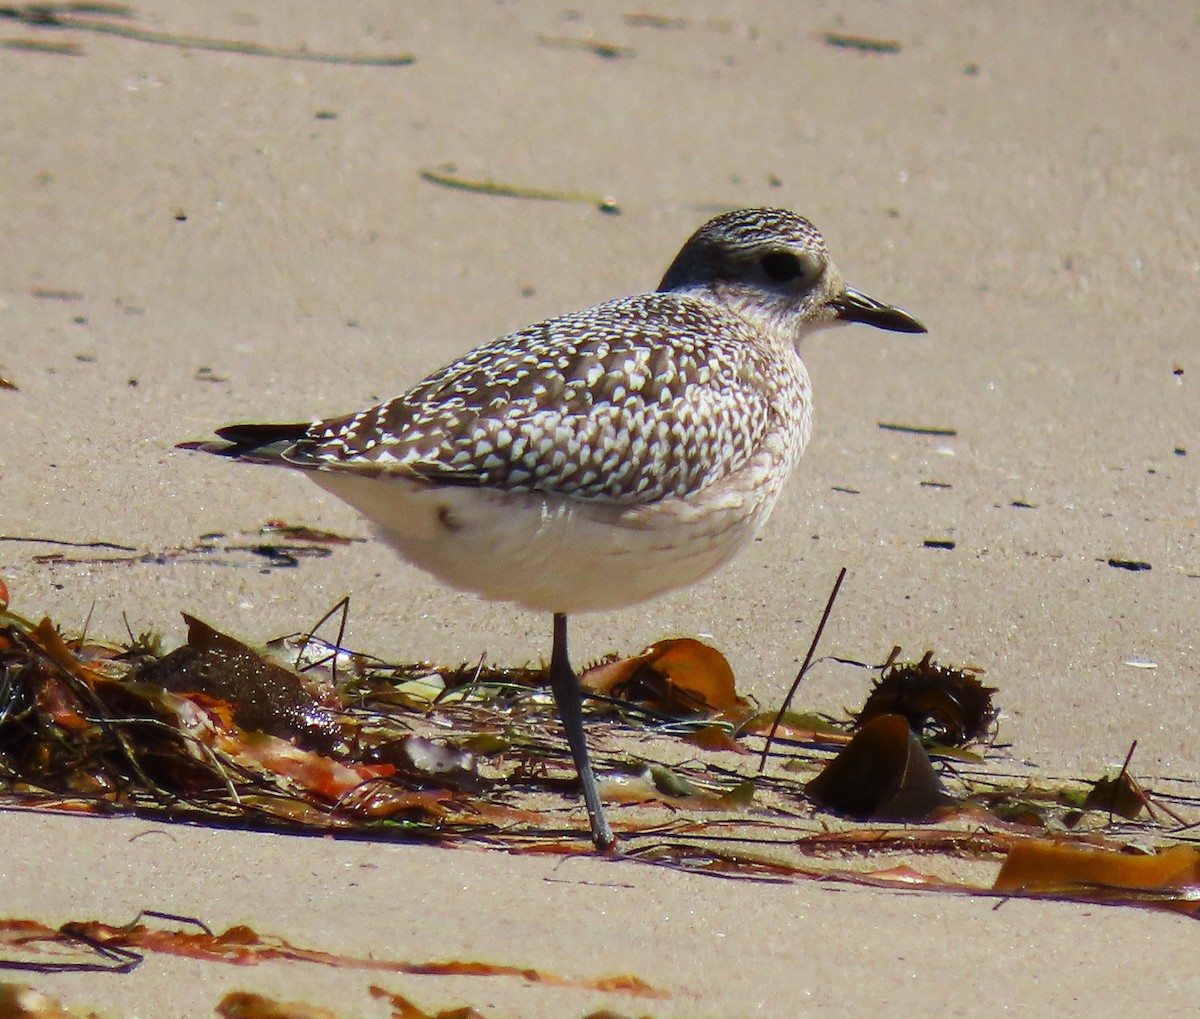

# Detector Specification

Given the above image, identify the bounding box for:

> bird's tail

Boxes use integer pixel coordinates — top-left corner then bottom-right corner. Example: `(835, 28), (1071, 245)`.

(177, 422), (311, 465)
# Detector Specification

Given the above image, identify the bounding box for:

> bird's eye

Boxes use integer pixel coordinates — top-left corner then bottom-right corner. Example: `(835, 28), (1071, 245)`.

(760, 251), (805, 283)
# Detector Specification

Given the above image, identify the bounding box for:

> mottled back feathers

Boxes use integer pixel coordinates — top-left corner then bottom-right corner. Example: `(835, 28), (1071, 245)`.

(294, 292), (809, 505)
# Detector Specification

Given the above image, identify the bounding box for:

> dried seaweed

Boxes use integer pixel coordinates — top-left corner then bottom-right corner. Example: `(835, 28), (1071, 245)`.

(420, 167), (620, 215)
(0, 912), (666, 995)
(823, 32), (903, 54)
(4, 523), (363, 574)
(854, 649), (997, 747)
(0, 581), (1196, 920)
(0, 4), (414, 65)
(877, 421), (958, 436)
(536, 35), (635, 59)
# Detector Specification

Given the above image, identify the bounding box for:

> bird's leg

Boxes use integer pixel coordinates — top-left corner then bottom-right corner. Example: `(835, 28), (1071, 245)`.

(548, 612), (615, 850)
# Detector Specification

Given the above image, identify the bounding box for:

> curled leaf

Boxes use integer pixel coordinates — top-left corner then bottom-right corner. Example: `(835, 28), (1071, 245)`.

(582, 637), (744, 716)
(805, 714), (957, 821)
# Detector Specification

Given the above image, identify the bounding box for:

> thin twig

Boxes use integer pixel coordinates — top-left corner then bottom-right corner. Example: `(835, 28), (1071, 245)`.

(420, 167), (620, 214)
(757, 568), (847, 774)
(0, 534), (138, 551)
(293, 595), (352, 683)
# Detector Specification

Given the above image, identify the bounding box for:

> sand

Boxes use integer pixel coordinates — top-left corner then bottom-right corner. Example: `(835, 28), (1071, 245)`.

(1, 2), (1197, 1015)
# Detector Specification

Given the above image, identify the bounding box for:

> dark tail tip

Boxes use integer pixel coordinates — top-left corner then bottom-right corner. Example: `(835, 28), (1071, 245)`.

(177, 422), (310, 460)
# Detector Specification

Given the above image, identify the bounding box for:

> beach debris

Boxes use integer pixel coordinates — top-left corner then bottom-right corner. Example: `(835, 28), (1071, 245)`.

(623, 13), (688, 30)
(420, 167), (620, 214)
(994, 842), (1200, 915)
(137, 614), (344, 752)
(5, 522), (362, 573)
(0, 36), (82, 54)
(218, 991), (338, 1019)
(1077, 742), (1184, 827)
(1083, 769), (1146, 821)
(853, 648), (996, 747)
(0, 912), (666, 997)
(29, 288), (83, 301)
(757, 568), (847, 771)
(0, 534), (137, 553)
(257, 520), (358, 546)
(822, 32), (902, 54)
(0, 983), (102, 1017)
(536, 34), (635, 59)
(0, 4), (415, 65)
(806, 714), (956, 821)
(604, 763), (755, 811)
(582, 637), (745, 716)
(878, 421), (958, 436)
(1107, 557), (1152, 571)
(0, 582), (1193, 918)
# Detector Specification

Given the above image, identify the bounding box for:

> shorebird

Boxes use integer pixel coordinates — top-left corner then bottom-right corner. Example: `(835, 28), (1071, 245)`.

(181, 208), (925, 849)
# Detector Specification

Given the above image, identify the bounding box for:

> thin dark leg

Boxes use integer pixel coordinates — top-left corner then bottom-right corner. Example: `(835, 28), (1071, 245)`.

(548, 612), (615, 849)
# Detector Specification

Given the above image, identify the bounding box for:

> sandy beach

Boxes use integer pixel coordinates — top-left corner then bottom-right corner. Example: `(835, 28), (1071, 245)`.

(2, 2), (1197, 1015)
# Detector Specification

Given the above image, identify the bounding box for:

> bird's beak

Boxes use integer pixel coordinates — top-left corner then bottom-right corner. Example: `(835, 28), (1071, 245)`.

(832, 286), (927, 333)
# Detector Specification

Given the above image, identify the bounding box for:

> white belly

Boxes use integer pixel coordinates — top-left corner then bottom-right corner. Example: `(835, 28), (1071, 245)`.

(309, 461), (790, 614)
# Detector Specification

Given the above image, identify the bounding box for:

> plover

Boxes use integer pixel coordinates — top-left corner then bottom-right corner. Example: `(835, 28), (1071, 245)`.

(181, 208), (926, 849)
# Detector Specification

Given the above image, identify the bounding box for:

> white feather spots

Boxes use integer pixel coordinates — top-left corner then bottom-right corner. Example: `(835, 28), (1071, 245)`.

(296, 209), (823, 507)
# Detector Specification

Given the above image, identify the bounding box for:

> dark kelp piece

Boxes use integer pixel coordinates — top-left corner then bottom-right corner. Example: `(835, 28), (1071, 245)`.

(137, 615), (343, 752)
(805, 714), (957, 821)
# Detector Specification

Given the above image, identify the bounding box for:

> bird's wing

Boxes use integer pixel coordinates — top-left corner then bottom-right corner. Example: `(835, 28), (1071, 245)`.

(293, 294), (792, 505)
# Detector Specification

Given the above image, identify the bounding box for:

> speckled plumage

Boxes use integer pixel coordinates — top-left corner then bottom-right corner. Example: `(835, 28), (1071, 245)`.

(183, 208), (926, 848)
(300, 293), (806, 505)
(188, 207), (925, 614)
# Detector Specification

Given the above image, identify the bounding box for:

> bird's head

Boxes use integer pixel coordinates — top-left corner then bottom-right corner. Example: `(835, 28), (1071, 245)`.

(658, 208), (926, 345)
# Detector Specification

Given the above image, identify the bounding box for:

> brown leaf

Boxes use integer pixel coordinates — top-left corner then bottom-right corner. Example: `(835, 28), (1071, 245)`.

(681, 725), (748, 753)
(1083, 771), (1146, 820)
(217, 991), (338, 1019)
(0, 984), (96, 1018)
(581, 637), (743, 715)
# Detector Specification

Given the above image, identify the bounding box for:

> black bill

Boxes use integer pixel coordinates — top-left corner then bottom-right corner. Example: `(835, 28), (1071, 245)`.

(833, 286), (927, 333)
